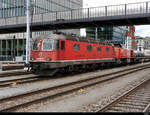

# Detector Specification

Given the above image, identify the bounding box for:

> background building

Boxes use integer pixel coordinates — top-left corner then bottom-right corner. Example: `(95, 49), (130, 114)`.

(86, 25), (136, 49)
(134, 37), (150, 53)
(86, 26), (128, 44)
(0, 0), (83, 61)
(125, 25), (136, 50)
(0, 0), (83, 18)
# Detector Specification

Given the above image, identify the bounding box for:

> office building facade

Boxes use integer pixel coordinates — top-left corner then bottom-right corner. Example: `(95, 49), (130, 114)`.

(125, 26), (136, 50)
(135, 37), (150, 52)
(86, 26), (135, 48)
(86, 26), (128, 44)
(0, 0), (83, 18)
(0, 0), (83, 61)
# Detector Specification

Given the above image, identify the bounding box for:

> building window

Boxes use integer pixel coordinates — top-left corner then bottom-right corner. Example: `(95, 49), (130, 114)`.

(87, 45), (92, 52)
(73, 44), (80, 52)
(97, 46), (101, 52)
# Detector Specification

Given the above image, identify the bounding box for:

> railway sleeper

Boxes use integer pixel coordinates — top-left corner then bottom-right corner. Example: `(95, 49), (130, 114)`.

(106, 110), (119, 112)
(110, 106), (142, 112)
(130, 93), (150, 96)
(127, 96), (150, 100)
(119, 102), (147, 107)
(124, 97), (150, 102)
(122, 100), (149, 104)
(114, 104), (146, 110)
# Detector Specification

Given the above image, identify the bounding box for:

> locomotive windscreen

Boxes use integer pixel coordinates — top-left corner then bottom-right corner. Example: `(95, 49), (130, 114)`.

(42, 40), (59, 51)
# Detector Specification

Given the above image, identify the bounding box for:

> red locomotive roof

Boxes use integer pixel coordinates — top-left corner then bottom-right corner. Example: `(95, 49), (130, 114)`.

(34, 34), (112, 46)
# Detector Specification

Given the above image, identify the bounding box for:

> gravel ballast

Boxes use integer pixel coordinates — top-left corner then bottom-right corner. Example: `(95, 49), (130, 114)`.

(14, 67), (150, 112)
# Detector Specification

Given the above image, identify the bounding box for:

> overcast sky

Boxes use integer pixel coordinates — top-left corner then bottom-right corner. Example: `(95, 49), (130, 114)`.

(81, 0), (150, 37)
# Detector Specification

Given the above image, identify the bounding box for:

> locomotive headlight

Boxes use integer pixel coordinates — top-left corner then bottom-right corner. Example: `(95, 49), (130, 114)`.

(31, 58), (34, 61)
(38, 52), (42, 57)
(47, 57), (52, 61)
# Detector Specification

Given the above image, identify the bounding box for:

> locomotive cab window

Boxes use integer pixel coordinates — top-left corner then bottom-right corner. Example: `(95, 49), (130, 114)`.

(61, 41), (65, 50)
(73, 44), (80, 52)
(33, 40), (40, 51)
(87, 45), (92, 52)
(97, 46), (101, 52)
(106, 47), (110, 52)
(42, 40), (59, 51)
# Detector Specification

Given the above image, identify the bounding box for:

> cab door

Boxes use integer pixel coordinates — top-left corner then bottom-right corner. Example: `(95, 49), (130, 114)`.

(59, 40), (65, 60)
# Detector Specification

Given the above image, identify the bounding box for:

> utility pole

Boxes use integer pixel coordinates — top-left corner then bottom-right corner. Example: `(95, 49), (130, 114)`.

(26, 0), (30, 64)
(95, 27), (98, 40)
(13, 35), (16, 61)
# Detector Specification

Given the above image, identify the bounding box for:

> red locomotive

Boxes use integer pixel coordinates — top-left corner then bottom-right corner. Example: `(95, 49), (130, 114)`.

(30, 34), (136, 76)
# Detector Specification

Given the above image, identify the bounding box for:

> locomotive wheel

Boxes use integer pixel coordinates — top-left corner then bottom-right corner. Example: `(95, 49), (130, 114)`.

(91, 64), (96, 71)
(68, 65), (74, 72)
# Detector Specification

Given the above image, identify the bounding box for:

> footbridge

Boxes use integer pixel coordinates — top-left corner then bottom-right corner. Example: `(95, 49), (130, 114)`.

(0, 1), (150, 34)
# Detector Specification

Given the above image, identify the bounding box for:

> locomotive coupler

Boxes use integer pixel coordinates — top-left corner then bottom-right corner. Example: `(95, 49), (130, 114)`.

(24, 63), (31, 72)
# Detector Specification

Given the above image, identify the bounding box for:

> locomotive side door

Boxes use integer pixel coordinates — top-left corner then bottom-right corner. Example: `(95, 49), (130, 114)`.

(59, 40), (65, 60)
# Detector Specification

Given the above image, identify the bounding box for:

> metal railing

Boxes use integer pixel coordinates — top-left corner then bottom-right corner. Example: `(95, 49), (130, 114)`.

(0, 1), (150, 27)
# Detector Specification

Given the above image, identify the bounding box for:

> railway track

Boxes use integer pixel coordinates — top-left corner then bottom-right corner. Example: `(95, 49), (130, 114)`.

(0, 76), (41, 88)
(0, 63), (150, 112)
(0, 63), (149, 89)
(97, 78), (150, 112)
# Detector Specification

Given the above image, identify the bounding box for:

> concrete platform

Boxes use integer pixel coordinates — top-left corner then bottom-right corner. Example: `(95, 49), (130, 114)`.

(0, 68), (31, 77)
(0, 69), (27, 74)
(0, 62), (24, 71)
(0, 61), (24, 64)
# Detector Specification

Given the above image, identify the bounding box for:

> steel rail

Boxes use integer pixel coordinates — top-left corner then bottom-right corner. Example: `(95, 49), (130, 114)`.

(0, 76), (40, 88)
(143, 103), (150, 112)
(0, 62), (148, 89)
(0, 62), (148, 88)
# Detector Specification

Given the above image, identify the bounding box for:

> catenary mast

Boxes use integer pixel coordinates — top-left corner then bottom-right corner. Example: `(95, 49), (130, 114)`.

(26, 0), (31, 64)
